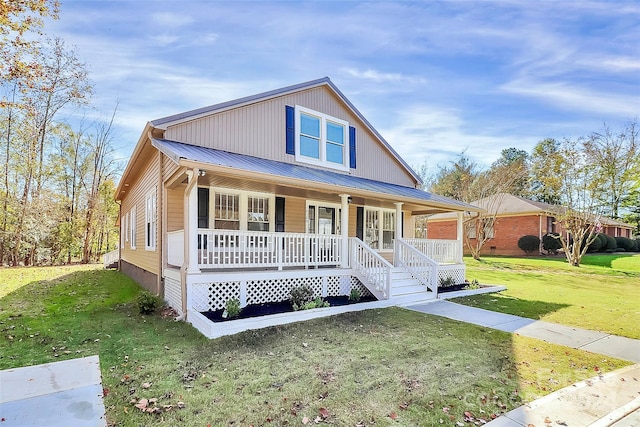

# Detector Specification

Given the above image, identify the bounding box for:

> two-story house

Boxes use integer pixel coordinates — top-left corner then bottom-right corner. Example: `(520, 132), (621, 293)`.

(114, 77), (479, 338)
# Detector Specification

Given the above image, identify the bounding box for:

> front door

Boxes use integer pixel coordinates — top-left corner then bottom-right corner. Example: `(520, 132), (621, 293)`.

(307, 203), (341, 235)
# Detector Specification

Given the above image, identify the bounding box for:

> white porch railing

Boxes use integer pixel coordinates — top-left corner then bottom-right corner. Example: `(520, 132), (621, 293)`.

(197, 229), (342, 269)
(102, 249), (119, 268)
(349, 238), (392, 299)
(394, 239), (439, 295)
(403, 238), (461, 264)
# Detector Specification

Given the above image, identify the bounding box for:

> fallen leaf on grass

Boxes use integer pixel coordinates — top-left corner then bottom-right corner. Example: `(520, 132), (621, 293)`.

(302, 416), (309, 424)
(142, 382), (151, 389)
(389, 411), (398, 420)
(319, 407), (330, 418)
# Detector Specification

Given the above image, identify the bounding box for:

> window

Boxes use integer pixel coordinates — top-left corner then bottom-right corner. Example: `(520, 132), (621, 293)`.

(382, 211), (395, 250)
(295, 106), (349, 171)
(365, 207), (396, 250)
(214, 192), (240, 230)
(247, 196), (269, 231)
(120, 215), (125, 249)
(467, 218), (494, 240)
(129, 206), (137, 250)
(145, 189), (157, 250)
(123, 212), (129, 244)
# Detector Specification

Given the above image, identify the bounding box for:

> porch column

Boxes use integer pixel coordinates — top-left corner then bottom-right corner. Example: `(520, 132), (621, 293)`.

(339, 194), (350, 268)
(456, 212), (464, 263)
(394, 202), (403, 239)
(185, 169), (200, 274)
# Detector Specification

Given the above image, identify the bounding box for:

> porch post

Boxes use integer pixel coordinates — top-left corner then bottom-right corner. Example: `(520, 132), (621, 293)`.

(394, 202), (403, 239)
(340, 194), (350, 268)
(185, 169), (200, 274)
(456, 212), (464, 263)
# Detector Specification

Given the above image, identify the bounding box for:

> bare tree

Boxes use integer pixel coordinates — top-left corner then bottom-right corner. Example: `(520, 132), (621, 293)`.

(549, 139), (606, 266)
(428, 151), (527, 260)
(82, 105), (118, 263)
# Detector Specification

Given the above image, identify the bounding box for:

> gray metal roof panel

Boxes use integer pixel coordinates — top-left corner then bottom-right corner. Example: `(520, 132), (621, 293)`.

(151, 138), (476, 211)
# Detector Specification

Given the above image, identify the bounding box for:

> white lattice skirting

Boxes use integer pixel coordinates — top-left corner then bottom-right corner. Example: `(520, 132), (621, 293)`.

(187, 269), (371, 312)
(436, 264), (466, 286)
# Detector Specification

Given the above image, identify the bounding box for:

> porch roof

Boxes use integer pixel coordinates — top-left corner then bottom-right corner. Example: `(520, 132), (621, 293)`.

(152, 138), (480, 213)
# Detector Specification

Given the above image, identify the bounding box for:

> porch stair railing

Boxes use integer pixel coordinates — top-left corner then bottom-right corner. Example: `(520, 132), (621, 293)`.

(394, 238), (439, 296)
(349, 237), (392, 300)
(103, 249), (119, 269)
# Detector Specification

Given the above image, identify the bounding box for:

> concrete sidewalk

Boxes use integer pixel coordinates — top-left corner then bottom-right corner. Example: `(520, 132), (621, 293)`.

(410, 300), (640, 363)
(408, 300), (640, 426)
(0, 355), (107, 426)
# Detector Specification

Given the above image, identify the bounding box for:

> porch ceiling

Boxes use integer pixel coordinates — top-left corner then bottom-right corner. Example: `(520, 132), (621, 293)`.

(154, 138), (481, 215)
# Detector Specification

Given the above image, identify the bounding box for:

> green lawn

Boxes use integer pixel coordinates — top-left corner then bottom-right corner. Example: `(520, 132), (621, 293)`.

(0, 265), (631, 426)
(457, 254), (640, 339)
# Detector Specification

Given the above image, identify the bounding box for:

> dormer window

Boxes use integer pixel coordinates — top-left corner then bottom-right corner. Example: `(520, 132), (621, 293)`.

(295, 106), (350, 171)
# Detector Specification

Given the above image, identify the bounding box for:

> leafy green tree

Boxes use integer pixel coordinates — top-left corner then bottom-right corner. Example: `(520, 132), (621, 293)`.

(584, 121), (639, 218)
(529, 138), (563, 204)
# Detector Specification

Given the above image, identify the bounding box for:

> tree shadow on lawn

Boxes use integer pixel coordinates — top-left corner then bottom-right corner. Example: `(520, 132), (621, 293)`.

(454, 293), (571, 320)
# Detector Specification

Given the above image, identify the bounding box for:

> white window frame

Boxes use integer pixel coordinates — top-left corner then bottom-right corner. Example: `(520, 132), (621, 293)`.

(120, 214), (125, 249)
(129, 206), (137, 250)
(210, 187), (275, 232)
(145, 188), (157, 251)
(294, 105), (349, 172)
(124, 212), (129, 243)
(364, 207), (396, 252)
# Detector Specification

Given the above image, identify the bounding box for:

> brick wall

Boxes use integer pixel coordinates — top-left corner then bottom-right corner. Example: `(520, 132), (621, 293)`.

(428, 214), (549, 256)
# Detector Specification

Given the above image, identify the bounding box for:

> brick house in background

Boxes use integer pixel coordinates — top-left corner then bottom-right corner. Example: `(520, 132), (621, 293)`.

(426, 193), (634, 256)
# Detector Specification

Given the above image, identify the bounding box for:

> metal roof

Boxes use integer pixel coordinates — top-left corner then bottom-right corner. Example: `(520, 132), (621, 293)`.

(149, 77), (422, 184)
(152, 138), (478, 212)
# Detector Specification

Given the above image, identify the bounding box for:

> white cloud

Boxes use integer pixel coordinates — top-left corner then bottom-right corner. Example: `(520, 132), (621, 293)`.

(501, 79), (639, 117)
(150, 12), (194, 28)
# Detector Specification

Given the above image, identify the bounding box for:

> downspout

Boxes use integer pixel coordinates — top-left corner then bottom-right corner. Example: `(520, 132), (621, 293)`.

(179, 168), (199, 319)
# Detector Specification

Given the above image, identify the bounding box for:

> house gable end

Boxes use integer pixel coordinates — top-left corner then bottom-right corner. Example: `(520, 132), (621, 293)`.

(156, 79), (420, 187)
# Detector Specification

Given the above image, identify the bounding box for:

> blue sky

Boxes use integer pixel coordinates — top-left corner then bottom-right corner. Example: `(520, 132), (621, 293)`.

(47, 1), (640, 173)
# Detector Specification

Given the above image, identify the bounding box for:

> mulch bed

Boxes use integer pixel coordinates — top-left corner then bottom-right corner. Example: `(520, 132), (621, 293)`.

(202, 295), (376, 322)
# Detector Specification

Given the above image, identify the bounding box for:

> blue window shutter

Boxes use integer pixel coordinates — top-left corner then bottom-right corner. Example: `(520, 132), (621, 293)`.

(349, 126), (356, 169)
(286, 105), (295, 155)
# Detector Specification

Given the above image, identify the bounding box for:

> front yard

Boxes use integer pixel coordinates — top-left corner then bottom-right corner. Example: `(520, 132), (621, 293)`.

(0, 264), (632, 426)
(458, 254), (640, 339)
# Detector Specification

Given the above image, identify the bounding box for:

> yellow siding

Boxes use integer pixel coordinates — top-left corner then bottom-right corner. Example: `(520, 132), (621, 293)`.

(284, 197), (306, 233)
(166, 187), (184, 232)
(164, 86), (416, 187)
(120, 151), (160, 275)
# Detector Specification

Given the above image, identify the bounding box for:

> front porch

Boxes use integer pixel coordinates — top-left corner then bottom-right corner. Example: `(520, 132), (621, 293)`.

(163, 227), (466, 337)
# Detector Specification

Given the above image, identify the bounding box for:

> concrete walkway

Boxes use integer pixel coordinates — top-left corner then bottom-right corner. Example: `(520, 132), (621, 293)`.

(408, 300), (640, 426)
(0, 355), (107, 426)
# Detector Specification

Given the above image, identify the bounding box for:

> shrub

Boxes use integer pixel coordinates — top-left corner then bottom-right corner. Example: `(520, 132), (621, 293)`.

(588, 233), (606, 252)
(349, 288), (361, 302)
(439, 276), (456, 287)
(615, 236), (635, 252)
(603, 234), (617, 251)
(290, 285), (315, 311)
(223, 298), (241, 318)
(518, 235), (540, 255)
(635, 239), (640, 252)
(542, 233), (562, 254)
(136, 290), (161, 315)
(299, 297), (330, 311)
